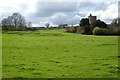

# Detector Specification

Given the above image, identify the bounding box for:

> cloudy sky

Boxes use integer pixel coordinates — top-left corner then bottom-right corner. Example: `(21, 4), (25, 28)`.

(0, 0), (119, 27)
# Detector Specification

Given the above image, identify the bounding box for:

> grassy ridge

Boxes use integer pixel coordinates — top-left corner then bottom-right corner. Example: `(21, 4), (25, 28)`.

(2, 30), (119, 78)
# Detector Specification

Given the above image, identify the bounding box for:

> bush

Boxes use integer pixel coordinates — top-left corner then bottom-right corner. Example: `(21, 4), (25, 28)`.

(65, 26), (92, 35)
(109, 27), (120, 35)
(81, 26), (92, 35)
(2, 25), (16, 31)
(65, 26), (83, 33)
(16, 25), (26, 31)
(65, 27), (77, 33)
(2, 25), (26, 31)
(93, 27), (120, 35)
(75, 26), (82, 33)
(93, 27), (103, 35)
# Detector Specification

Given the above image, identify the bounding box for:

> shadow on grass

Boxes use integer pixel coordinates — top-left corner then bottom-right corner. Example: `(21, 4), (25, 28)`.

(2, 30), (64, 36)
(97, 43), (117, 46)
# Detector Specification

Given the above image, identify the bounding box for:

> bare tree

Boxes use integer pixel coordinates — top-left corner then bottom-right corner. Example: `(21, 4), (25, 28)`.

(1, 13), (27, 30)
(45, 23), (50, 29)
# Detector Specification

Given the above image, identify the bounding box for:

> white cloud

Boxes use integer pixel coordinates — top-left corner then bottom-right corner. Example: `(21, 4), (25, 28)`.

(85, 2), (118, 23)
(0, 0), (119, 26)
(0, 0), (38, 21)
(24, 0), (38, 14)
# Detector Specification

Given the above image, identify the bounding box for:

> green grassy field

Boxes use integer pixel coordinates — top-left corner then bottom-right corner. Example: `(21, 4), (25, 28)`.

(2, 30), (119, 78)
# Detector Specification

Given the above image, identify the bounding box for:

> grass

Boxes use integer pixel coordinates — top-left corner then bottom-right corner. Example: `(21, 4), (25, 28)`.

(2, 29), (119, 78)
(0, 30), (2, 79)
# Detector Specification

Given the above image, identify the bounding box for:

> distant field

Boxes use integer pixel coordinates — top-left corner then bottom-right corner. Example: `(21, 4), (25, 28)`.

(2, 30), (119, 78)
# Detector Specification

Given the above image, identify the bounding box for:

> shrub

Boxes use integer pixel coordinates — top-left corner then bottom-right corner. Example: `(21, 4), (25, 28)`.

(93, 27), (103, 35)
(16, 25), (26, 31)
(81, 26), (92, 35)
(65, 27), (77, 33)
(75, 26), (82, 33)
(93, 27), (120, 35)
(93, 27), (111, 35)
(109, 27), (120, 35)
(65, 26), (83, 33)
(2, 25), (16, 31)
